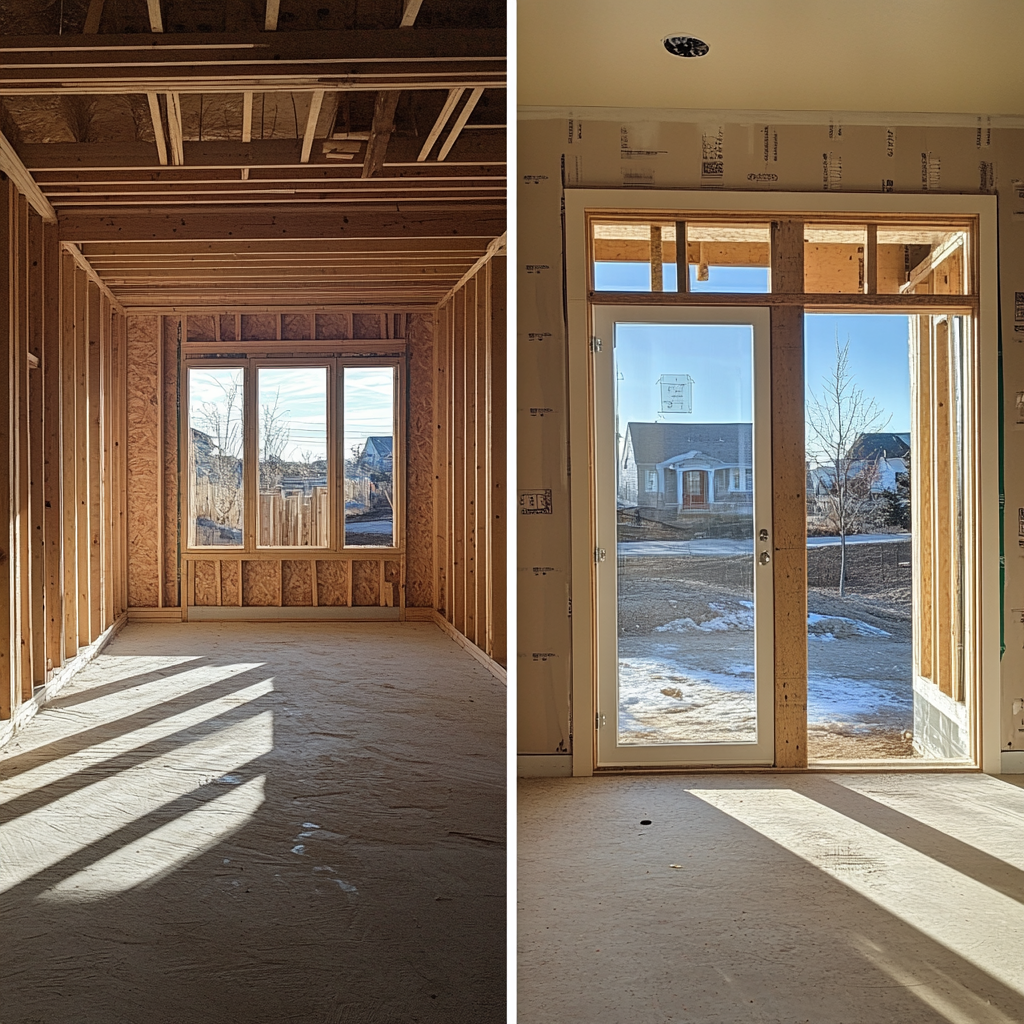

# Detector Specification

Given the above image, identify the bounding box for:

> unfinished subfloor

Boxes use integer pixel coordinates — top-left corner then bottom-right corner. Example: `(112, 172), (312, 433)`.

(519, 773), (1024, 1024)
(0, 621), (505, 1024)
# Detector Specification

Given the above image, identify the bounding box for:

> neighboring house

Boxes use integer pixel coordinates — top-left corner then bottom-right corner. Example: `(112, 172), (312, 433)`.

(361, 435), (393, 473)
(620, 422), (753, 509)
(808, 431), (910, 497)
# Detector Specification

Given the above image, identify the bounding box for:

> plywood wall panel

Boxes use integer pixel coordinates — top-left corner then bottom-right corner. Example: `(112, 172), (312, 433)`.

(242, 560), (280, 606)
(162, 317), (179, 608)
(315, 313), (349, 339)
(221, 559), (241, 606)
(241, 313), (276, 341)
(186, 314), (216, 342)
(125, 315), (161, 608)
(219, 314), (237, 342)
(194, 560), (219, 605)
(406, 312), (434, 607)
(352, 560), (380, 606)
(385, 559), (402, 608)
(316, 559), (348, 605)
(281, 314), (311, 341)
(352, 313), (381, 339)
(282, 559), (313, 606)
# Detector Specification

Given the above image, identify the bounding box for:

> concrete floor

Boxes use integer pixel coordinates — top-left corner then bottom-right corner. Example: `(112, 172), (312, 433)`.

(519, 773), (1024, 1024)
(0, 621), (505, 1024)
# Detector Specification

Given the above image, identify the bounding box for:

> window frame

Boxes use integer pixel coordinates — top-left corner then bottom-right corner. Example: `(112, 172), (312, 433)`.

(182, 353), (404, 557)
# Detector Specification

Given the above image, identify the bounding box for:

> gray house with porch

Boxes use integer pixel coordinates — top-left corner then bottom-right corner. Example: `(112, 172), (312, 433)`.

(620, 422), (753, 509)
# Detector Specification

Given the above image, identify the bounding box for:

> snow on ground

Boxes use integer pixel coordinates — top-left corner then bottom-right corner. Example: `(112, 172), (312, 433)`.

(619, 598), (910, 745)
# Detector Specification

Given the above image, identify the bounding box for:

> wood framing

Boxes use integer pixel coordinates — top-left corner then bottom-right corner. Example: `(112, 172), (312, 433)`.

(433, 244), (506, 665)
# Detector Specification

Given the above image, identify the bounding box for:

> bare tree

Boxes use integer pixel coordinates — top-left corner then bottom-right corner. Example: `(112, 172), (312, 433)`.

(193, 377), (244, 533)
(259, 386), (290, 492)
(806, 333), (891, 596)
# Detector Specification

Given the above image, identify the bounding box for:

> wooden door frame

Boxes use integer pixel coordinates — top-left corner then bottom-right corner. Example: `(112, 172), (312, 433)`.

(565, 189), (1000, 776)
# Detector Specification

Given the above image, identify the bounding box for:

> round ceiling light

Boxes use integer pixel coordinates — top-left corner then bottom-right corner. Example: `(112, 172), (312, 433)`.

(663, 35), (710, 58)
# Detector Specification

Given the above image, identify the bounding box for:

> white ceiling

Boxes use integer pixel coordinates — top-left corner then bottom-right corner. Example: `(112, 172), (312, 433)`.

(518, 1), (1024, 118)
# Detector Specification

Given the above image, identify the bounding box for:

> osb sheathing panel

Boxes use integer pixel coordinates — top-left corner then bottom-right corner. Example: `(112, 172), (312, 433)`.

(242, 560), (280, 606)
(352, 561), (380, 606)
(406, 312), (434, 607)
(385, 559), (402, 608)
(163, 317), (180, 607)
(282, 559), (313, 606)
(194, 560), (219, 606)
(241, 313), (276, 341)
(352, 313), (381, 339)
(186, 314), (216, 342)
(315, 313), (349, 339)
(221, 559), (241, 606)
(219, 314), (237, 342)
(316, 559), (348, 606)
(126, 315), (161, 608)
(281, 314), (312, 341)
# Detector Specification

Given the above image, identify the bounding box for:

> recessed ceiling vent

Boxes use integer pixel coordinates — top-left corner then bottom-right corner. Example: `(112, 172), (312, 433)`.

(663, 35), (710, 58)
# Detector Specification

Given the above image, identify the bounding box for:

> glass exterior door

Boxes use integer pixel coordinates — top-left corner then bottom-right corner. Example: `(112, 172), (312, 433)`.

(593, 306), (774, 766)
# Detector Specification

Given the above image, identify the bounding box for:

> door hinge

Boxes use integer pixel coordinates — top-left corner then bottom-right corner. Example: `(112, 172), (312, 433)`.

(596, 711), (606, 729)
(594, 547), (607, 563)
(590, 336), (603, 352)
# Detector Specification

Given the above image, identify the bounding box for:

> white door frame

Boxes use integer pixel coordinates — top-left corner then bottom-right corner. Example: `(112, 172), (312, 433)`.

(565, 188), (1000, 776)
(592, 305), (774, 766)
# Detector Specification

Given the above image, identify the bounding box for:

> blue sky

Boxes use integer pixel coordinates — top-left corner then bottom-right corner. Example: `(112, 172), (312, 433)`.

(599, 262), (911, 437)
(189, 365), (395, 465)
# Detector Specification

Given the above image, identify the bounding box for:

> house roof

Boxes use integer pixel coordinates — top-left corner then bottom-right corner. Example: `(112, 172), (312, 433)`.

(848, 432), (911, 460)
(625, 422), (752, 467)
(364, 436), (394, 458)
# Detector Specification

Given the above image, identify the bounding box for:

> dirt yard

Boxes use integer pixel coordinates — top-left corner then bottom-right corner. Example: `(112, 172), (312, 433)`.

(616, 546), (918, 759)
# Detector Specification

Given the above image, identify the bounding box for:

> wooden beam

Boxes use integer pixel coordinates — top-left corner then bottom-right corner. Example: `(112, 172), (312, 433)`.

(0, 131), (57, 223)
(166, 92), (185, 166)
(61, 242), (126, 313)
(418, 89), (464, 162)
(84, 0), (106, 34)
(20, 134), (506, 170)
(300, 90), (326, 164)
(146, 0), (164, 33)
(265, 0), (281, 31)
(362, 91), (402, 178)
(435, 231), (506, 309)
(0, 30), (506, 95)
(59, 208), (506, 243)
(42, 221), (63, 676)
(0, 179), (13, 717)
(242, 91), (253, 143)
(401, 0), (424, 27)
(437, 87), (483, 161)
(770, 220), (807, 769)
(146, 93), (168, 166)
(59, 251), (78, 661)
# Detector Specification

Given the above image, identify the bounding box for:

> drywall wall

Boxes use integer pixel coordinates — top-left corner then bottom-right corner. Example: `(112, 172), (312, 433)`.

(518, 111), (1024, 759)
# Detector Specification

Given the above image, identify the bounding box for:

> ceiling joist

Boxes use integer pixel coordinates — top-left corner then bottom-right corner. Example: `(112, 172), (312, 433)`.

(265, 0), (281, 32)
(439, 86), (483, 160)
(0, 30), (506, 95)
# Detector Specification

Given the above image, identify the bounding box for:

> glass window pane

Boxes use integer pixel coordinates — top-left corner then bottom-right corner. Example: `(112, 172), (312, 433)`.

(592, 222), (770, 293)
(257, 367), (328, 547)
(188, 366), (244, 548)
(615, 323), (757, 745)
(344, 366), (395, 547)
